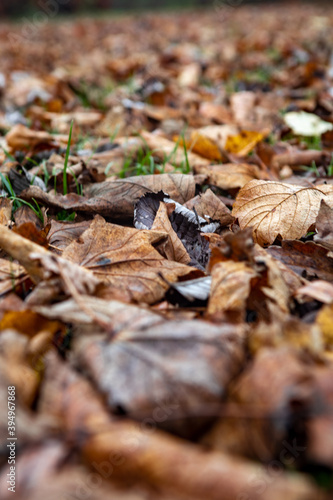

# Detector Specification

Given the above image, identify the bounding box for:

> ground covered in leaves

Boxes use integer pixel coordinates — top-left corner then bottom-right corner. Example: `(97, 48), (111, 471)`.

(1, 3), (333, 499)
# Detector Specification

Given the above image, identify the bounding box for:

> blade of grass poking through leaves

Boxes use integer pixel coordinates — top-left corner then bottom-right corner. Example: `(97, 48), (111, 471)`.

(2, 148), (16, 162)
(63, 120), (74, 195)
(182, 132), (190, 174)
(0, 172), (15, 197)
(328, 154), (333, 177)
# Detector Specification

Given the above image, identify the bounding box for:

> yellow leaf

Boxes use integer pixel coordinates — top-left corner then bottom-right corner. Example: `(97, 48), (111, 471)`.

(175, 131), (222, 161)
(317, 304), (333, 345)
(225, 130), (264, 156)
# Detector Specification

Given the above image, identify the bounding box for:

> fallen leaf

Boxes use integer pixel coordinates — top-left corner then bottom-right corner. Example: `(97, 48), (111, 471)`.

(46, 219), (92, 251)
(73, 318), (244, 437)
(151, 202), (191, 264)
(314, 200), (333, 251)
(22, 173), (195, 218)
(0, 258), (28, 297)
(134, 192), (213, 270)
(296, 280), (333, 304)
(194, 163), (262, 190)
(62, 215), (200, 304)
(12, 222), (48, 247)
(207, 260), (257, 320)
(232, 180), (333, 245)
(6, 124), (69, 152)
(230, 91), (256, 126)
(0, 310), (61, 338)
(184, 188), (234, 226)
(0, 330), (40, 406)
(196, 124), (239, 150)
(139, 131), (210, 168)
(167, 276), (212, 302)
(0, 198), (12, 226)
(225, 130), (265, 156)
(203, 347), (314, 461)
(316, 303), (333, 345)
(268, 240), (333, 282)
(181, 131), (223, 161)
(284, 111), (333, 136)
(40, 352), (321, 500)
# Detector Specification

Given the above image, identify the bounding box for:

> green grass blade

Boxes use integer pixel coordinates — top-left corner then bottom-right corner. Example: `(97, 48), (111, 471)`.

(63, 120), (74, 195)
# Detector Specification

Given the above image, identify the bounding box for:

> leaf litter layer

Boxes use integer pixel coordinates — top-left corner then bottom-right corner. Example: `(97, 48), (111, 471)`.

(1, 3), (333, 500)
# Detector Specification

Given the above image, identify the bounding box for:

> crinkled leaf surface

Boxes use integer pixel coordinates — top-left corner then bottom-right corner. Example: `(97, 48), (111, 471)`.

(232, 180), (333, 245)
(63, 215), (201, 303)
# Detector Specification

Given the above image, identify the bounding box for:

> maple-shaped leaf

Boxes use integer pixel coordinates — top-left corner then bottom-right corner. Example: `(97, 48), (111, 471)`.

(232, 180), (333, 246)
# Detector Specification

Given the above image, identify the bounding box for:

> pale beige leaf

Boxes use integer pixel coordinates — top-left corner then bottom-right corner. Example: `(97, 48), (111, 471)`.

(207, 261), (257, 318)
(232, 180), (333, 246)
(194, 163), (262, 190)
(139, 130), (210, 168)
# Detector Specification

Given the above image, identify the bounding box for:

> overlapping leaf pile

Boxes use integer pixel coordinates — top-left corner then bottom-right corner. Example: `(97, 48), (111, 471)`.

(1, 3), (333, 500)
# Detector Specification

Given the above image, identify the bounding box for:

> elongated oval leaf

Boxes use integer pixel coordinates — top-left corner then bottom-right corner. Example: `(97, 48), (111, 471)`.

(232, 180), (333, 246)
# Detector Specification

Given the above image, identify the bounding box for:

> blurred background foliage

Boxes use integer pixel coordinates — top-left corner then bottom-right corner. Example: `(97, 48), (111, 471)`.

(0, 0), (275, 18)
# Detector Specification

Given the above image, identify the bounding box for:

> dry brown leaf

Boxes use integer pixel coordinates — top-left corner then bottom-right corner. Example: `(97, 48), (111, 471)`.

(314, 200), (333, 251)
(39, 353), (321, 500)
(203, 347), (313, 461)
(0, 309), (60, 336)
(178, 62), (201, 87)
(199, 102), (233, 124)
(268, 240), (333, 282)
(194, 163), (262, 190)
(0, 258), (27, 297)
(46, 219), (92, 251)
(306, 366), (333, 469)
(13, 205), (44, 230)
(62, 215), (200, 304)
(34, 296), (162, 332)
(21, 173), (195, 219)
(296, 280), (333, 305)
(184, 188), (234, 226)
(12, 222), (48, 248)
(73, 317), (244, 437)
(0, 331), (39, 406)
(139, 130), (210, 168)
(151, 202), (190, 264)
(6, 124), (69, 152)
(0, 198), (12, 226)
(232, 180), (333, 245)
(230, 91), (256, 126)
(207, 261), (257, 320)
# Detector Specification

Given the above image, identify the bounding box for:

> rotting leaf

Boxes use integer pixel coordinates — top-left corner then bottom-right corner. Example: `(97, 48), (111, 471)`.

(73, 318), (245, 437)
(268, 240), (333, 282)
